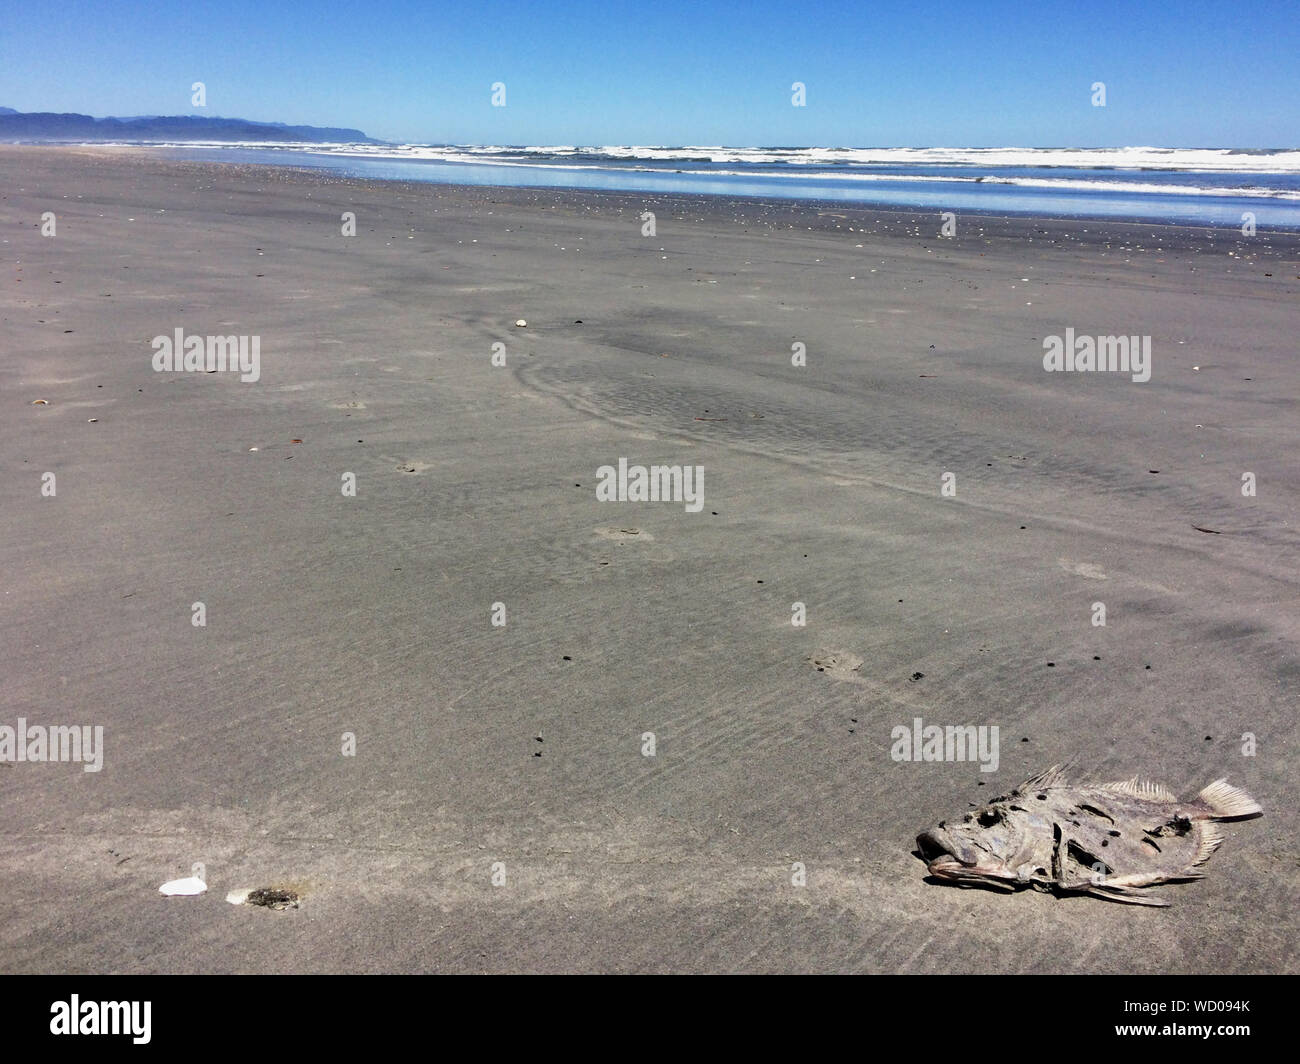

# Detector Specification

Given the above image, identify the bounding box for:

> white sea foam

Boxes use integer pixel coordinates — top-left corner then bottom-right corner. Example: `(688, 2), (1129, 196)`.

(703, 170), (1300, 199)
(294, 144), (1300, 199)
(314, 143), (1300, 173)
(126, 141), (1300, 203)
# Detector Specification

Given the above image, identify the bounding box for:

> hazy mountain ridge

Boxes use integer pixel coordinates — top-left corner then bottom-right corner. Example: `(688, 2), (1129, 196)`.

(0, 108), (379, 143)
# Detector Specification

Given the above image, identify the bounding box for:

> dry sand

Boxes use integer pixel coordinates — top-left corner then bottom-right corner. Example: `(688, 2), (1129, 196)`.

(1, 145), (1297, 972)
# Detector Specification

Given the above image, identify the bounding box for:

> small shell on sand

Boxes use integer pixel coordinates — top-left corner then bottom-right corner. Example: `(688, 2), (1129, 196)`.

(159, 876), (207, 896)
(514, 319), (527, 327)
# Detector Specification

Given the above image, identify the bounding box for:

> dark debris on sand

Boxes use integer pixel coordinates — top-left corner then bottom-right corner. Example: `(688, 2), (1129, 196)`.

(246, 888), (299, 910)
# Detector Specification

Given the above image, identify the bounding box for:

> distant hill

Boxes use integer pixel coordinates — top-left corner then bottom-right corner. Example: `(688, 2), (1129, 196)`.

(0, 108), (380, 143)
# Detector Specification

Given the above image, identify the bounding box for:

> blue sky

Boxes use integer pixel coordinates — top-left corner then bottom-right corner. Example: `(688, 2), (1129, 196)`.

(1, 0), (1296, 147)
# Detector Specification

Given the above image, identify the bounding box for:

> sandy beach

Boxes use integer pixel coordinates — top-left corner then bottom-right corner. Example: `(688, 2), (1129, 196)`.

(2, 145), (1297, 973)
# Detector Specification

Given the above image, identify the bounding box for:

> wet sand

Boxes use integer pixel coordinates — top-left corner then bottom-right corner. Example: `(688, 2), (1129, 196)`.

(1, 145), (1297, 972)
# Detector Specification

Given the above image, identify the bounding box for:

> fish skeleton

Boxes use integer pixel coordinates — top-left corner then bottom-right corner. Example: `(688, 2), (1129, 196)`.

(916, 766), (1262, 906)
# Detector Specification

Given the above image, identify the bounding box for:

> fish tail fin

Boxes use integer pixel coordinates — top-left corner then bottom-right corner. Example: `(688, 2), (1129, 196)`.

(1197, 779), (1262, 820)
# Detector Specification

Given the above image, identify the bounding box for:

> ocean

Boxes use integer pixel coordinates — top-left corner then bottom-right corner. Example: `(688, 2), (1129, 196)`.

(145, 143), (1300, 227)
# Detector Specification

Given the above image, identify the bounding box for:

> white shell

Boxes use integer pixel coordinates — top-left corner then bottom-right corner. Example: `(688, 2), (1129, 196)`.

(158, 876), (207, 896)
(514, 319), (527, 327)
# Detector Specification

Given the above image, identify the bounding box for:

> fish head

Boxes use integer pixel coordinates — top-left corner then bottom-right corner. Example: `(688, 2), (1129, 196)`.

(917, 802), (1037, 889)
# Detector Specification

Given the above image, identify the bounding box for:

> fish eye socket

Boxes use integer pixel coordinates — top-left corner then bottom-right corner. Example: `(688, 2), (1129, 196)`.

(977, 808), (1002, 827)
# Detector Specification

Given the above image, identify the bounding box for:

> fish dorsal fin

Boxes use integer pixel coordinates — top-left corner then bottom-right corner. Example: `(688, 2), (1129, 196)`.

(1097, 777), (1178, 802)
(1197, 779), (1263, 820)
(1019, 765), (1069, 792)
